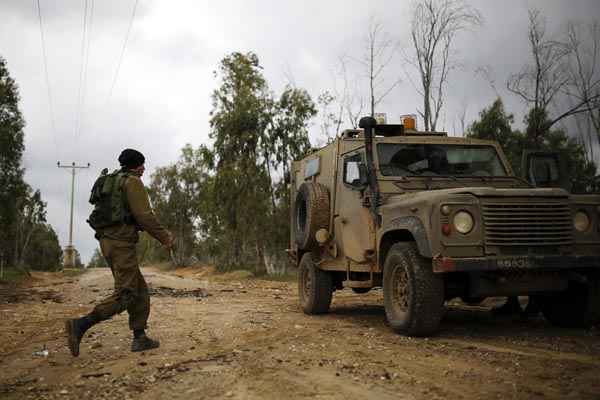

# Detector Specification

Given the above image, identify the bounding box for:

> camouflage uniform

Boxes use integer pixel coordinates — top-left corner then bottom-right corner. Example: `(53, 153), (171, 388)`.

(66, 149), (172, 357)
(90, 174), (171, 330)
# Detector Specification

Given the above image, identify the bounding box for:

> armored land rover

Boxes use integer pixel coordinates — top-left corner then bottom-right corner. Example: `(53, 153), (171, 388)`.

(288, 115), (600, 336)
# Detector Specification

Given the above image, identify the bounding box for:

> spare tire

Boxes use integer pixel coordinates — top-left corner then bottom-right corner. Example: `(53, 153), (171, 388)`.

(295, 182), (330, 250)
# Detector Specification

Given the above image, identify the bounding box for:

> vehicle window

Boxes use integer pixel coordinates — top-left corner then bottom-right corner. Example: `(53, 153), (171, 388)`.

(377, 144), (508, 177)
(530, 156), (559, 184)
(343, 153), (363, 186)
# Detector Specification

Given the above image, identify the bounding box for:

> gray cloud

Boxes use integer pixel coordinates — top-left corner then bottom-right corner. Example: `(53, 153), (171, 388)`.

(2, 0), (598, 262)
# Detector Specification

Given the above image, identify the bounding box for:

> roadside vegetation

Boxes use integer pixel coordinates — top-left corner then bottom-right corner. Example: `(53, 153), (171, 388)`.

(1, 2), (599, 278)
(0, 56), (63, 280)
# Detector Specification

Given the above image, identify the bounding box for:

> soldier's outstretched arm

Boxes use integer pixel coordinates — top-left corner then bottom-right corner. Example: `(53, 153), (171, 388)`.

(124, 176), (172, 246)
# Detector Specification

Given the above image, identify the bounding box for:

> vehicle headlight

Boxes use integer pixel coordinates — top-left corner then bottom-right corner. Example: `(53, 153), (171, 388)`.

(453, 211), (474, 234)
(574, 211), (590, 232)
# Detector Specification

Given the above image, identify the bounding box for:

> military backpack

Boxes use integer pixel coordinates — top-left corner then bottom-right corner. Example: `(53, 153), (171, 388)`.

(87, 169), (135, 230)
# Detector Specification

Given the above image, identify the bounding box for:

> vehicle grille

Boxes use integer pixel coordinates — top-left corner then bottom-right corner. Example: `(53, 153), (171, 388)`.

(482, 201), (573, 246)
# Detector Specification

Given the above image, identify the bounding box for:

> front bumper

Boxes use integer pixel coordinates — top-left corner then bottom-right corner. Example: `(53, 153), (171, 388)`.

(432, 254), (600, 273)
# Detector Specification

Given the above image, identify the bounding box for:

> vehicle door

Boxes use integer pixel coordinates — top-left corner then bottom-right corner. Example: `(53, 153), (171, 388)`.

(334, 149), (375, 263)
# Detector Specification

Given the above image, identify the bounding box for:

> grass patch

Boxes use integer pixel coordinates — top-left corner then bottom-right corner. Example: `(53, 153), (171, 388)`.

(62, 268), (87, 277)
(256, 270), (298, 283)
(144, 261), (175, 271)
(0, 267), (28, 283)
(212, 270), (255, 282)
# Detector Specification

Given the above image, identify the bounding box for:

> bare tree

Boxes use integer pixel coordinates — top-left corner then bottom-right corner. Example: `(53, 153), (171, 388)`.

(334, 55), (366, 129)
(365, 17), (401, 117)
(333, 18), (398, 128)
(346, 17), (401, 118)
(508, 11), (600, 147)
(409, 0), (482, 131)
(564, 21), (600, 159)
(475, 65), (500, 97)
(453, 101), (468, 137)
(317, 90), (343, 142)
(13, 190), (46, 276)
(508, 12), (590, 147)
(508, 10), (570, 114)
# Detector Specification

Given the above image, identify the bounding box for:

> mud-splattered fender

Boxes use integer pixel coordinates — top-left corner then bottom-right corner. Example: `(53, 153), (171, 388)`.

(379, 216), (432, 258)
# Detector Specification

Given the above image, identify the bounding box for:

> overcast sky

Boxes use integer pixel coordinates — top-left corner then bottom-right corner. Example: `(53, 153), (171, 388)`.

(1, 0), (599, 263)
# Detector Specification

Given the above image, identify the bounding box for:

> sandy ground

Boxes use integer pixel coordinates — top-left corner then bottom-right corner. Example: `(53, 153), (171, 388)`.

(1, 266), (599, 400)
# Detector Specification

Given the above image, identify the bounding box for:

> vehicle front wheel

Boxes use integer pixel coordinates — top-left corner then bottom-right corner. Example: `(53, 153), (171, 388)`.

(298, 253), (333, 314)
(383, 242), (444, 336)
(538, 275), (600, 328)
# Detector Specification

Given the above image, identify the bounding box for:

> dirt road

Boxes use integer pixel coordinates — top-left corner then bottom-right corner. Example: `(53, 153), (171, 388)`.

(1, 267), (599, 400)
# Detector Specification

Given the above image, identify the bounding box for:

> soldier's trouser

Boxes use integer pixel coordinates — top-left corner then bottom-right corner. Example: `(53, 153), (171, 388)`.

(91, 238), (149, 330)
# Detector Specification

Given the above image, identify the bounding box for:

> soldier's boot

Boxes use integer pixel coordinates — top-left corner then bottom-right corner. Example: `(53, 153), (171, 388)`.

(491, 296), (522, 316)
(131, 332), (160, 352)
(65, 315), (97, 357)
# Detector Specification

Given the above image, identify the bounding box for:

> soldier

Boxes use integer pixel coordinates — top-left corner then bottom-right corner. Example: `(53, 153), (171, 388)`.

(65, 149), (173, 357)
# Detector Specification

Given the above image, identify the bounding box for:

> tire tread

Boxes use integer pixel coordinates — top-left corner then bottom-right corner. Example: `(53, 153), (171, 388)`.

(383, 242), (444, 336)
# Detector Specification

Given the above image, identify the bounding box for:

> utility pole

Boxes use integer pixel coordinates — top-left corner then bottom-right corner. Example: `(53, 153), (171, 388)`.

(58, 161), (90, 268)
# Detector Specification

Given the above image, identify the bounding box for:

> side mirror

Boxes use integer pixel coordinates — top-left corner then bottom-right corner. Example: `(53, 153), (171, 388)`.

(521, 151), (570, 190)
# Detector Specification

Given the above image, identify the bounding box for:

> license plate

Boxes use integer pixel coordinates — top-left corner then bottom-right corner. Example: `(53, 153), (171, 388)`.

(495, 258), (533, 269)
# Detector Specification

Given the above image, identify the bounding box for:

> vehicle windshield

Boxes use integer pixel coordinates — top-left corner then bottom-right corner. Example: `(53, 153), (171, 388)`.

(378, 143), (508, 177)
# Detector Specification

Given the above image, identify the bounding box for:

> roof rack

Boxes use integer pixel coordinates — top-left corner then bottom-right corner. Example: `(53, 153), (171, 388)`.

(341, 125), (447, 138)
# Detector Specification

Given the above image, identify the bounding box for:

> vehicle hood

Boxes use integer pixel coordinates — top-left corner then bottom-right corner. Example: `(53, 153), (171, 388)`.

(380, 186), (570, 212)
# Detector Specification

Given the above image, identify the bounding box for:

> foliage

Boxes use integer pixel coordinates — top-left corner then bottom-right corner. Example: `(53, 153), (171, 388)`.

(0, 55), (26, 268)
(14, 186), (47, 270)
(0, 55), (61, 273)
(137, 232), (168, 265)
(143, 52), (316, 274)
(206, 52), (316, 273)
(22, 223), (62, 271)
(208, 52), (273, 272)
(467, 98), (597, 190)
(87, 248), (108, 268)
(317, 91), (341, 142)
(466, 98), (524, 174)
(0, 267), (27, 283)
(542, 126), (598, 193)
(147, 145), (214, 266)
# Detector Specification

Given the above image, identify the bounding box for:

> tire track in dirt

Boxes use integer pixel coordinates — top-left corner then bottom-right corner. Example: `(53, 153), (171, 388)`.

(1, 268), (599, 400)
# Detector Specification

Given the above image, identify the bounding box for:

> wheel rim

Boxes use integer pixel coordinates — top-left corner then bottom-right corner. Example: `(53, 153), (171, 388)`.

(391, 263), (409, 317)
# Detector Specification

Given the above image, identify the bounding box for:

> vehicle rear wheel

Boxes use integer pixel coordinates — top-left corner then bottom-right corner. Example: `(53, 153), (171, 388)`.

(351, 287), (371, 294)
(539, 275), (600, 328)
(383, 242), (444, 336)
(298, 252), (333, 314)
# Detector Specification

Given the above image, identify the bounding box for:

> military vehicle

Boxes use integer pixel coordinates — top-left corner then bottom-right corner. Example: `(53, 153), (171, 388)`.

(288, 115), (600, 336)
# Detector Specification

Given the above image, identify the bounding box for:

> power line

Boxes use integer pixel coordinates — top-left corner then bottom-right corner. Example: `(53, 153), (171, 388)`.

(76, 0), (95, 142)
(74, 0), (89, 142)
(106, 0), (139, 104)
(36, 0), (59, 160)
(82, 0), (94, 135)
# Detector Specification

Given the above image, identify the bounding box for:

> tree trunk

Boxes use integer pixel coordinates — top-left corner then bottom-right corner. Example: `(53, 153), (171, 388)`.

(254, 240), (266, 276)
